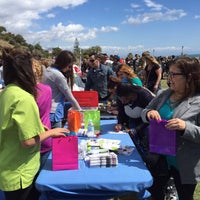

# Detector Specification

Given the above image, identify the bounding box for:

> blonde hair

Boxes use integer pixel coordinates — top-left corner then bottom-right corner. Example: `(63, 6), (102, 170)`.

(117, 64), (138, 78)
(32, 58), (43, 83)
(142, 54), (160, 66)
(41, 58), (50, 68)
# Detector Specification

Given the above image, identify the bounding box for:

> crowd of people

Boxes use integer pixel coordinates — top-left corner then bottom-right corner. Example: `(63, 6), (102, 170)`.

(0, 47), (200, 200)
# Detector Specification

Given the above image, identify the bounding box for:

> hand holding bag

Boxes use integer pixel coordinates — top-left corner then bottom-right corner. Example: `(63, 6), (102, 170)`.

(149, 119), (176, 156)
(52, 136), (78, 170)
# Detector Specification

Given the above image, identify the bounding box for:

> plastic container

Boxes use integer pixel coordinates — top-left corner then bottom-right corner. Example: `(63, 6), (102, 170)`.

(87, 119), (95, 137)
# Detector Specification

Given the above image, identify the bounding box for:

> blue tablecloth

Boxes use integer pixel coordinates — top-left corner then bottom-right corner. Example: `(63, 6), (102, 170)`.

(35, 120), (153, 200)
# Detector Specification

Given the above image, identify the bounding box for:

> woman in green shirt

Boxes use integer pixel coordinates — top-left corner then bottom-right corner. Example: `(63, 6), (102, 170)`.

(0, 48), (68, 200)
(116, 63), (143, 86)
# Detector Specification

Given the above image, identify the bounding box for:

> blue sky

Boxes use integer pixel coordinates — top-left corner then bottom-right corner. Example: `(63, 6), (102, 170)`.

(0, 0), (200, 57)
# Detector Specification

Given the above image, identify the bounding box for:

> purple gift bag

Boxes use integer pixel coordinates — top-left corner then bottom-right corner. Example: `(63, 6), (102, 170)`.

(149, 119), (176, 156)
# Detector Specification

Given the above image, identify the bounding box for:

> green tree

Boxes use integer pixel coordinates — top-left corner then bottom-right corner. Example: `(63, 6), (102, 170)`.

(0, 26), (7, 34)
(83, 46), (102, 56)
(52, 47), (62, 57)
(32, 43), (45, 58)
(89, 46), (102, 55)
(14, 34), (27, 46)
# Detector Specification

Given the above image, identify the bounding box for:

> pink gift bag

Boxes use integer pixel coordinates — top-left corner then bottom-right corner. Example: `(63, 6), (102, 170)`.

(52, 136), (78, 170)
(149, 119), (176, 156)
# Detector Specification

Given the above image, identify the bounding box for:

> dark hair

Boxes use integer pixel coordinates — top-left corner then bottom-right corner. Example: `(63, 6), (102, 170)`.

(116, 82), (141, 97)
(89, 52), (97, 57)
(107, 75), (121, 89)
(169, 57), (200, 97)
(53, 50), (76, 70)
(63, 66), (74, 90)
(2, 47), (37, 98)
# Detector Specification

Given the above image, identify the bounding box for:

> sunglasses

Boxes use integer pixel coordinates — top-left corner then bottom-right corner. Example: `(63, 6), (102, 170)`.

(89, 59), (95, 63)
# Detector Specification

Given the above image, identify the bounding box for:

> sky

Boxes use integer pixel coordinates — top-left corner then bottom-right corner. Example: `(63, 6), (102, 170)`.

(0, 0), (200, 57)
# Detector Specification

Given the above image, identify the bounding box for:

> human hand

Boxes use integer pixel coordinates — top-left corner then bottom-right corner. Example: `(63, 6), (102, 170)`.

(50, 128), (70, 137)
(153, 85), (158, 91)
(114, 124), (122, 132)
(147, 110), (161, 121)
(111, 110), (118, 115)
(165, 118), (186, 131)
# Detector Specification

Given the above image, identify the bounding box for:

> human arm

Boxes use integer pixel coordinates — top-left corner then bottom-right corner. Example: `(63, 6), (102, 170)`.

(116, 99), (129, 131)
(56, 72), (81, 110)
(21, 128), (69, 148)
(142, 68), (147, 86)
(167, 97), (200, 143)
(153, 67), (162, 90)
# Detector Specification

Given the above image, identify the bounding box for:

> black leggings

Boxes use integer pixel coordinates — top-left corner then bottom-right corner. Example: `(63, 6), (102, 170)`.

(4, 179), (40, 200)
(4, 184), (33, 200)
(149, 166), (197, 200)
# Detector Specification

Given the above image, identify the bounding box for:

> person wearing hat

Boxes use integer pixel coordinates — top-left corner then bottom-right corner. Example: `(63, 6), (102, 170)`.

(142, 53), (162, 94)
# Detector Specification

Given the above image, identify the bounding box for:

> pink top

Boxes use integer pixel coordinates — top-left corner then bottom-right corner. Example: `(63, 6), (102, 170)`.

(36, 83), (52, 153)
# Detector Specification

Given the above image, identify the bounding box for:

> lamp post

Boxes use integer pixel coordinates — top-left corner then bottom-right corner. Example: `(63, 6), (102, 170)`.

(153, 49), (155, 56)
(181, 46), (184, 56)
(79, 48), (82, 67)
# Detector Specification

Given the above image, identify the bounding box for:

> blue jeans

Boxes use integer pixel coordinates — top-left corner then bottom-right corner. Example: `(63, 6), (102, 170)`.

(51, 121), (62, 128)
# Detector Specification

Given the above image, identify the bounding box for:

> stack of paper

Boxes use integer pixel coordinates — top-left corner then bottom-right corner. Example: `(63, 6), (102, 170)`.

(85, 152), (118, 167)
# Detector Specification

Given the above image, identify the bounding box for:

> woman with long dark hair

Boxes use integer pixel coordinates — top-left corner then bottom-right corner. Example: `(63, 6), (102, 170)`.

(43, 50), (81, 128)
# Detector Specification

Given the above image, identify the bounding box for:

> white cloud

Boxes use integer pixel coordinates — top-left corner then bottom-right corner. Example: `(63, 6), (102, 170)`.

(23, 23), (119, 47)
(131, 3), (140, 9)
(0, 0), (87, 33)
(0, 0), (195, 56)
(143, 0), (163, 11)
(124, 9), (186, 24)
(194, 15), (200, 19)
(52, 23), (84, 33)
(0, 0), (120, 49)
(100, 26), (119, 32)
(123, 0), (186, 25)
(46, 13), (55, 18)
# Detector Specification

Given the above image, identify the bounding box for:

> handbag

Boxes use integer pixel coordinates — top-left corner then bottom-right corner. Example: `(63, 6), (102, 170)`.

(149, 119), (176, 156)
(129, 123), (169, 176)
(129, 123), (160, 167)
(52, 136), (78, 170)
